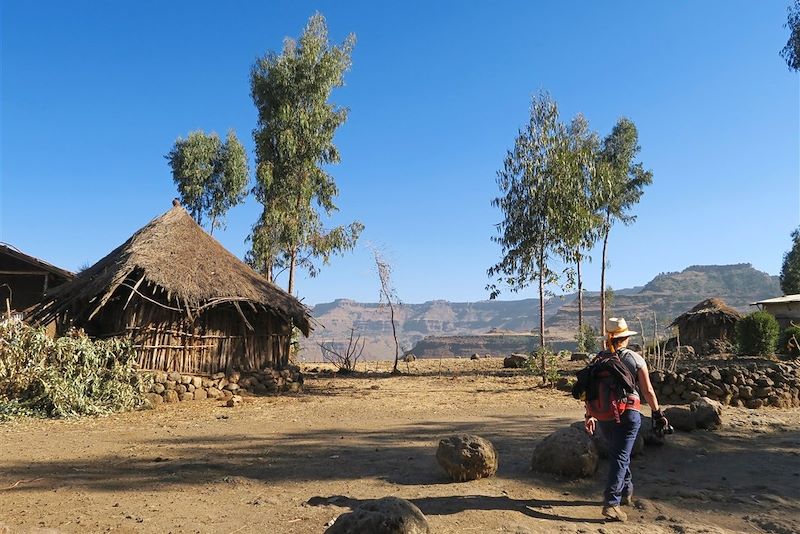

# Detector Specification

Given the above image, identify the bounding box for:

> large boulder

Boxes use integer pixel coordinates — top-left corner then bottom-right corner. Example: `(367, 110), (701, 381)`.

(531, 426), (598, 479)
(664, 406), (696, 431)
(503, 354), (527, 369)
(325, 497), (429, 534)
(569, 421), (645, 457)
(436, 434), (498, 482)
(690, 397), (723, 430)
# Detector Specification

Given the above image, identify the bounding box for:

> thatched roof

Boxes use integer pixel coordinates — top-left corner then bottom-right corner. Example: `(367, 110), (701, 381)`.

(29, 205), (311, 334)
(0, 243), (75, 281)
(669, 298), (742, 327)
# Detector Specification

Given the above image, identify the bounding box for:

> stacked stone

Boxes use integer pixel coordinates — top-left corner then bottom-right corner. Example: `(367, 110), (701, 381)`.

(143, 366), (303, 404)
(650, 361), (800, 409)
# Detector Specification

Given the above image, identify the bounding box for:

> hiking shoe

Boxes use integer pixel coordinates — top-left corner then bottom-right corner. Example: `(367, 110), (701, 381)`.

(602, 505), (628, 522)
(621, 492), (633, 506)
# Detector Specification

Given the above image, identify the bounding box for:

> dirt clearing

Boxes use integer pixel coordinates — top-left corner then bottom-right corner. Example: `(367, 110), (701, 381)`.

(1, 358), (799, 533)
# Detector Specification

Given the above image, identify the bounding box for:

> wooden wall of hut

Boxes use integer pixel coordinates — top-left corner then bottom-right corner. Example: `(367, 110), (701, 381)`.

(82, 282), (291, 375)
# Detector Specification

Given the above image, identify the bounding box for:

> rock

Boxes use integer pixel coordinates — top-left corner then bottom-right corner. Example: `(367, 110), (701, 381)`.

(152, 371), (167, 384)
(201, 378), (213, 388)
(470, 353), (480, 360)
(167, 371), (181, 382)
(164, 380), (177, 391)
(570, 421), (645, 457)
(690, 397), (723, 430)
(746, 398), (764, 409)
(143, 392), (163, 407)
(325, 496), (429, 534)
(152, 383), (165, 394)
(223, 383), (240, 392)
(571, 352), (591, 362)
(226, 395), (242, 407)
(207, 387), (222, 399)
(179, 392), (194, 402)
(531, 426), (598, 479)
(191, 376), (203, 389)
(193, 388), (208, 400)
(287, 382), (301, 393)
(664, 406), (696, 431)
(222, 389), (234, 400)
(253, 383), (268, 395)
(187, 384), (195, 393)
(227, 371), (241, 383)
(503, 354), (528, 369)
(175, 384), (187, 395)
(436, 434), (498, 482)
(163, 390), (179, 403)
(211, 372), (225, 380)
(180, 375), (192, 385)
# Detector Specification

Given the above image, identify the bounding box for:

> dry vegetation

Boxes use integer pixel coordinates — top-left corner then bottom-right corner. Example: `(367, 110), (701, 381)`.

(0, 357), (798, 534)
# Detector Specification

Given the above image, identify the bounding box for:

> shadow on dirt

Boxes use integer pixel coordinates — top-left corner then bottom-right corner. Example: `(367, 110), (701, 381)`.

(306, 494), (607, 524)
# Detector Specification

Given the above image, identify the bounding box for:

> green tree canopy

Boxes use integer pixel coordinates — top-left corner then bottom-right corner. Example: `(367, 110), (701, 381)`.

(165, 130), (249, 233)
(782, 0), (800, 71)
(594, 118), (653, 335)
(780, 227), (800, 294)
(249, 13), (362, 294)
(488, 92), (584, 348)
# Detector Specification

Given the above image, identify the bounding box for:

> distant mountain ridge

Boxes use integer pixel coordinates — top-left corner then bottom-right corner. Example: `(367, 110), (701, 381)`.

(300, 264), (780, 360)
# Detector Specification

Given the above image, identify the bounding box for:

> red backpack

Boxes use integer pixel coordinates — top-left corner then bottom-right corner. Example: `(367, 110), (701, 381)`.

(580, 350), (640, 423)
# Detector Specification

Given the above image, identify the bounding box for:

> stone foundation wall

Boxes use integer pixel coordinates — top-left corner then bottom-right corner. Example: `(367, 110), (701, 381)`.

(650, 361), (800, 409)
(141, 367), (303, 405)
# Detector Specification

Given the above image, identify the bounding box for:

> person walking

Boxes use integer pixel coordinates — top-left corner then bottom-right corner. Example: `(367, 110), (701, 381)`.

(583, 317), (668, 522)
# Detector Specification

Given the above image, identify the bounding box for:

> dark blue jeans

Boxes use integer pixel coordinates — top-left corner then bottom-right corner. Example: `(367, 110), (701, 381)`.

(598, 409), (641, 507)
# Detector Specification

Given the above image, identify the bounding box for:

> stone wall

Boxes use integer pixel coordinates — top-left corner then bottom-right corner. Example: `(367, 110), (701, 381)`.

(141, 367), (303, 405)
(650, 361), (800, 409)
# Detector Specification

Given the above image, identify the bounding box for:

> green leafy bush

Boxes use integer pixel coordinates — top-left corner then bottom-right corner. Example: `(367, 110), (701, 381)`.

(736, 311), (780, 356)
(0, 321), (146, 420)
(575, 324), (600, 353)
(778, 324), (800, 357)
(527, 347), (566, 386)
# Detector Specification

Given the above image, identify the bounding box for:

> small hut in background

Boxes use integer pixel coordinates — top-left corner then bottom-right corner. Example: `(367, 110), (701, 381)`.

(669, 298), (742, 355)
(30, 204), (311, 374)
(751, 295), (800, 329)
(0, 243), (74, 315)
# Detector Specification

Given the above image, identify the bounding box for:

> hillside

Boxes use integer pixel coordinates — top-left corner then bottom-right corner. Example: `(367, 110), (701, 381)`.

(300, 264), (780, 360)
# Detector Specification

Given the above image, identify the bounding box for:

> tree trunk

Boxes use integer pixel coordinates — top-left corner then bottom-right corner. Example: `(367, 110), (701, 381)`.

(288, 247), (297, 296)
(600, 220), (610, 346)
(538, 249), (546, 350)
(210, 214), (216, 236)
(390, 301), (400, 374)
(577, 254), (583, 334)
(264, 258), (273, 284)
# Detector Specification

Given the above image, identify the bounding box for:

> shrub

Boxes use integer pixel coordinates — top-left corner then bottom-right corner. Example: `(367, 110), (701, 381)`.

(736, 311), (780, 356)
(527, 347), (565, 386)
(575, 324), (600, 353)
(778, 324), (800, 357)
(0, 321), (146, 420)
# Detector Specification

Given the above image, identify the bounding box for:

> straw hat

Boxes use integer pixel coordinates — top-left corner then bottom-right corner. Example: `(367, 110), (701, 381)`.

(606, 317), (637, 339)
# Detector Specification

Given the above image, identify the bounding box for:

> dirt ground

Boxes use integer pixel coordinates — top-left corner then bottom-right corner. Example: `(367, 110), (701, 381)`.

(1, 357), (799, 534)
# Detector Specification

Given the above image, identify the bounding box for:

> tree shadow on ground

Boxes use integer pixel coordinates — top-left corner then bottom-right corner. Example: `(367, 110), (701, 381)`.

(306, 494), (608, 524)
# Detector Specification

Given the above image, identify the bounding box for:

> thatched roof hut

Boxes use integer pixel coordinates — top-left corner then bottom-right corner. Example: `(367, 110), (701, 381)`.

(1, 243), (74, 313)
(669, 298), (742, 355)
(29, 204), (311, 374)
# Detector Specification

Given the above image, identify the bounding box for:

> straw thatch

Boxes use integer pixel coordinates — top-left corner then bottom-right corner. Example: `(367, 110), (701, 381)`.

(29, 204), (311, 374)
(669, 298), (742, 355)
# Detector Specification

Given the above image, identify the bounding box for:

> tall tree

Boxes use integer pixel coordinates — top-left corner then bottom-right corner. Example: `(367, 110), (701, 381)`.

(782, 0), (800, 70)
(373, 249), (401, 374)
(780, 227), (800, 294)
(166, 130), (249, 234)
(562, 114), (601, 333)
(488, 92), (574, 348)
(249, 13), (363, 295)
(594, 119), (653, 336)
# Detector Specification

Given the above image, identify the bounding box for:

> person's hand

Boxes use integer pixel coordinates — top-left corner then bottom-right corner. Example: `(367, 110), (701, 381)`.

(584, 416), (596, 435)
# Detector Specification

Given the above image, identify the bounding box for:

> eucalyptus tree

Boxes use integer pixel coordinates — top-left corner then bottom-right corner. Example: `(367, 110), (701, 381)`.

(782, 0), (800, 70)
(488, 92), (576, 349)
(249, 13), (362, 295)
(594, 119), (653, 335)
(780, 227), (800, 294)
(166, 130), (249, 234)
(562, 114), (602, 333)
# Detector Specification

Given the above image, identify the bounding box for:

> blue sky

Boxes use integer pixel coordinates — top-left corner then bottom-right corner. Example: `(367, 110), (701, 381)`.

(2, 1), (798, 306)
